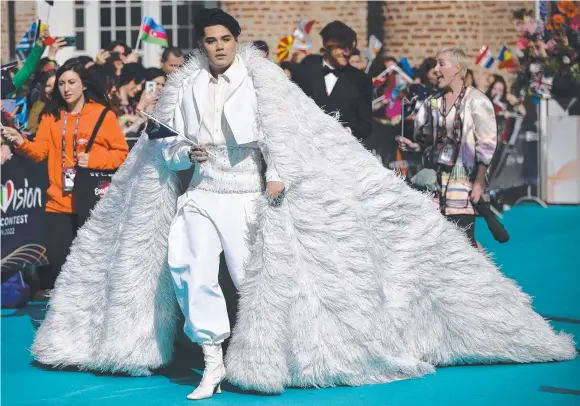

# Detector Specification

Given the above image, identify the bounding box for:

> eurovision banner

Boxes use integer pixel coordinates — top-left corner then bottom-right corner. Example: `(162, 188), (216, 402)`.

(1, 155), (49, 272)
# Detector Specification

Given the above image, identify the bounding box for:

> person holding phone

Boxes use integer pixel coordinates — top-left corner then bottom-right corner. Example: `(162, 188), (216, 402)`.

(118, 66), (161, 136)
(5, 27), (50, 99)
(2, 60), (128, 292)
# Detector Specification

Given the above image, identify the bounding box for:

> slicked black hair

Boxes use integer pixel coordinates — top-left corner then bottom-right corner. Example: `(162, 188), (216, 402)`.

(194, 8), (241, 40)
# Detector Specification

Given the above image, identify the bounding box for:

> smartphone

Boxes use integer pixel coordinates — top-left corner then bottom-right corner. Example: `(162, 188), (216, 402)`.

(62, 36), (77, 47)
(145, 81), (156, 94)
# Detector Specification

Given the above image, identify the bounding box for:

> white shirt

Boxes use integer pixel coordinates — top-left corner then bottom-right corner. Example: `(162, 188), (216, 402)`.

(198, 59), (239, 146)
(322, 58), (339, 96)
(162, 57), (281, 183)
(435, 99), (457, 137)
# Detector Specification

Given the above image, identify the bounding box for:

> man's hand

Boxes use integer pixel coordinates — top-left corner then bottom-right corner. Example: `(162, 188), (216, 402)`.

(266, 181), (285, 199)
(78, 152), (90, 168)
(189, 147), (208, 164)
(1, 127), (25, 146)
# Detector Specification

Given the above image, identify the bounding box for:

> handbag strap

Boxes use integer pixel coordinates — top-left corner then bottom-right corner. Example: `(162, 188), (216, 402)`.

(84, 107), (110, 153)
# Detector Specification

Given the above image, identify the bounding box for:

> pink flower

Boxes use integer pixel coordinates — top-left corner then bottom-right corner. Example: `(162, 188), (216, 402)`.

(545, 39), (557, 52)
(517, 38), (530, 50)
(571, 14), (580, 31)
(518, 20), (539, 36)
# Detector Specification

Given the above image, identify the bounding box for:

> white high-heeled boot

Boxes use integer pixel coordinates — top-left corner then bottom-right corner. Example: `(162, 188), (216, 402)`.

(187, 343), (226, 400)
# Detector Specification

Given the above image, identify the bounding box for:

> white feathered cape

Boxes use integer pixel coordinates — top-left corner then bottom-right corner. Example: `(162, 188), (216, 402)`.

(32, 46), (576, 393)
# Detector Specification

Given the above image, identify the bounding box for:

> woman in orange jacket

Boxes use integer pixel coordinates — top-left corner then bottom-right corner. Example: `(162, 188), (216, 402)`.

(2, 60), (129, 292)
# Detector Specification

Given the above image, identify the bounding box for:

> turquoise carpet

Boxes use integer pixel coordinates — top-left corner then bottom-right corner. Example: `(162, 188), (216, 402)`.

(2, 206), (579, 406)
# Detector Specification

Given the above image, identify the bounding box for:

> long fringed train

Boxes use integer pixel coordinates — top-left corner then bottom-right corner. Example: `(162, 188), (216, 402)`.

(32, 45), (576, 391)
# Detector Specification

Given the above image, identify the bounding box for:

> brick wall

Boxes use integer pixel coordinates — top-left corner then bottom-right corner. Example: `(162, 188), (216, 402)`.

(1, 1), (529, 90)
(1, 1), (11, 63)
(382, 1), (530, 89)
(220, 1), (369, 60)
(224, 1), (529, 90)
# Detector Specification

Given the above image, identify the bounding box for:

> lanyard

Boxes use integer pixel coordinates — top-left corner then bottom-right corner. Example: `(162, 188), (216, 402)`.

(61, 111), (82, 170)
(439, 85), (466, 142)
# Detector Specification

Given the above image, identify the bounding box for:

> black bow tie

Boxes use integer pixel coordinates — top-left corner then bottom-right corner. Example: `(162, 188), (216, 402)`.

(322, 66), (343, 77)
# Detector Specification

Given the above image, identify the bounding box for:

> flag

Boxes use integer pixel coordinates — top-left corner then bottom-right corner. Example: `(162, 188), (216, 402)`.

(530, 75), (553, 98)
(497, 44), (516, 70)
(363, 35), (382, 63)
(292, 17), (316, 52)
(140, 17), (168, 47)
(399, 57), (414, 78)
(45, 0), (54, 5)
(475, 45), (495, 69)
(276, 35), (294, 63)
(15, 21), (39, 61)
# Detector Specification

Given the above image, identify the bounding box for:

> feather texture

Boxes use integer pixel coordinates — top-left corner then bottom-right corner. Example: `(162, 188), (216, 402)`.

(32, 45), (576, 390)
(225, 47), (576, 393)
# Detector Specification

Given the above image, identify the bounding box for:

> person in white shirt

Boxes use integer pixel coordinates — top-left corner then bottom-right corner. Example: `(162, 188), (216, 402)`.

(31, 10), (576, 403)
(160, 9), (284, 400)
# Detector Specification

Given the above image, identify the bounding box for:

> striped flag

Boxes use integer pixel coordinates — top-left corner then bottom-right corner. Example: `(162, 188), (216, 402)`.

(139, 17), (168, 48)
(15, 21), (39, 61)
(497, 44), (516, 70)
(475, 45), (495, 69)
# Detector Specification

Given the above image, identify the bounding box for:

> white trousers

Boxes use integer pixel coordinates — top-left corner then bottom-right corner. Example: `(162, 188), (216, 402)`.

(168, 189), (260, 345)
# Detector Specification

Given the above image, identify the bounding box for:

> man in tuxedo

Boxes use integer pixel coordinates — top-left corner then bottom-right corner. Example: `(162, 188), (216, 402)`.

(292, 21), (373, 141)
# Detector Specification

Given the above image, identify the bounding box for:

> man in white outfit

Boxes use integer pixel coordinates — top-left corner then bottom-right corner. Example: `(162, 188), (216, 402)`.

(161, 9), (285, 400)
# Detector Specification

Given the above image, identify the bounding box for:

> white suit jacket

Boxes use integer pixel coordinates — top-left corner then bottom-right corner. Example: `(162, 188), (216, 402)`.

(161, 57), (280, 182)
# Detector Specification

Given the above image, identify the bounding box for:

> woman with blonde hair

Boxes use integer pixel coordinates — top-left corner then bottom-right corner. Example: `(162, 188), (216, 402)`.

(399, 48), (497, 246)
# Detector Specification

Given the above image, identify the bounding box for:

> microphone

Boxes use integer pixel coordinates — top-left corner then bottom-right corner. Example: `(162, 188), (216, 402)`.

(474, 198), (510, 243)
